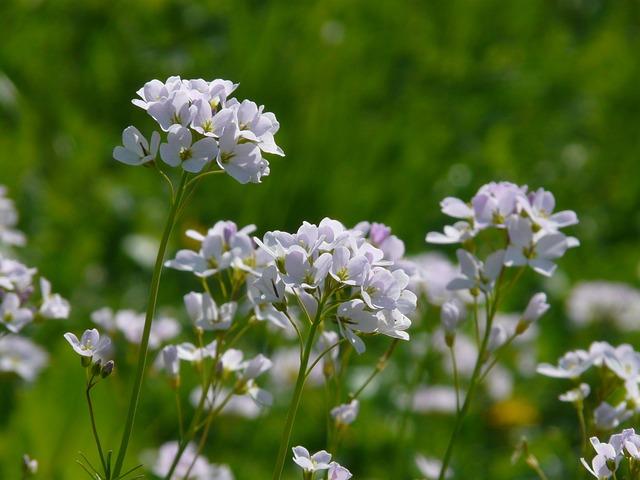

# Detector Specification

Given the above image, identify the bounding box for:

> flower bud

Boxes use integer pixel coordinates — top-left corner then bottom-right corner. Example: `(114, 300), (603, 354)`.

(81, 356), (92, 368)
(101, 360), (115, 378)
(91, 359), (103, 377)
(516, 293), (549, 334)
(441, 299), (466, 346)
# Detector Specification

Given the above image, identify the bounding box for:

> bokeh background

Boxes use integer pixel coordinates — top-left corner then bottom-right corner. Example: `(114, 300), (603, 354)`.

(1, 0), (640, 478)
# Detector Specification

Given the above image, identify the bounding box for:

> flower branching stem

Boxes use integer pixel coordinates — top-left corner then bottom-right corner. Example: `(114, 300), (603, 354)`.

(111, 172), (189, 479)
(350, 338), (400, 401)
(272, 298), (326, 480)
(437, 270), (506, 480)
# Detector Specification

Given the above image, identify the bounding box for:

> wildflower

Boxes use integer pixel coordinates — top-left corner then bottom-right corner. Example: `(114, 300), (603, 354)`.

(441, 299), (466, 345)
(504, 216), (576, 277)
(113, 126), (160, 166)
(160, 125), (218, 173)
(39, 277), (70, 319)
(446, 249), (504, 294)
(161, 345), (180, 379)
(516, 292), (549, 334)
(336, 300), (379, 354)
(559, 383), (590, 403)
(0, 335), (48, 381)
(292, 446), (332, 473)
(581, 437), (620, 479)
(216, 123), (268, 184)
(537, 349), (593, 379)
(518, 187), (578, 233)
(327, 462), (352, 480)
(150, 441), (232, 480)
(184, 292), (235, 331)
(22, 454), (38, 476)
(0, 186), (26, 247)
(594, 402), (632, 431)
(331, 400), (360, 426)
(0, 293), (33, 333)
(566, 281), (640, 331)
(64, 328), (111, 360)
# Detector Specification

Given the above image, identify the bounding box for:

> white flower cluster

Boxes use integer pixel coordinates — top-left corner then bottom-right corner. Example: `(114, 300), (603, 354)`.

(91, 307), (180, 350)
(538, 341), (640, 431)
(566, 281), (640, 331)
(581, 428), (640, 479)
(0, 190), (70, 381)
(255, 218), (416, 353)
(114, 76), (284, 184)
(0, 186), (25, 247)
(150, 441), (234, 480)
(427, 181), (579, 277)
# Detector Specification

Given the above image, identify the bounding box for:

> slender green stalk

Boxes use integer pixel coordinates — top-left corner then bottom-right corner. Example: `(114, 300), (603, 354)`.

(449, 346), (460, 413)
(272, 300), (325, 480)
(182, 389), (235, 479)
(86, 381), (108, 478)
(164, 331), (226, 479)
(437, 277), (504, 480)
(111, 172), (189, 479)
(175, 390), (185, 442)
(350, 339), (399, 401)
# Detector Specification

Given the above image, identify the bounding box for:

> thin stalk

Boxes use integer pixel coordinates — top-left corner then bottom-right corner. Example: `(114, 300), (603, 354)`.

(305, 339), (345, 379)
(164, 332), (225, 479)
(473, 297), (480, 346)
(350, 339), (399, 401)
(111, 172), (189, 478)
(182, 390), (234, 479)
(86, 381), (108, 478)
(449, 346), (460, 413)
(437, 274), (504, 480)
(175, 390), (185, 442)
(576, 402), (588, 456)
(271, 301), (325, 480)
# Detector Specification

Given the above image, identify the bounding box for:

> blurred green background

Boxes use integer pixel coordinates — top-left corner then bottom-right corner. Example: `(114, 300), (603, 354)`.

(1, 0), (640, 478)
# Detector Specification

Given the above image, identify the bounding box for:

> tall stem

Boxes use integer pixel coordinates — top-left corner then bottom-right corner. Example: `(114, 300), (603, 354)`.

(272, 301), (324, 480)
(112, 172), (189, 478)
(437, 278), (504, 480)
(86, 382), (108, 477)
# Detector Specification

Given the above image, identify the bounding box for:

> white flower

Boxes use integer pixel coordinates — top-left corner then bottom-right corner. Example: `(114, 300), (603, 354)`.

(160, 125), (218, 173)
(567, 281), (640, 331)
(330, 246), (370, 286)
(282, 246), (332, 289)
(336, 300), (379, 354)
(447, 249), (504, 293)
(581, 437), (620, 479)
(440, 299), (466, 336)
(472, 182), (522, 228)
(361, 267), (410, 310)
(217, 123), (268, 184)
(249, 265), (286, 306)
(537, 349), (593, 378)
(150, 441), (230, 480)
(504, 216), (576, 276)
(521, 292), (549, 326)
(426, 221), (476, 245)
(594, 402), (632, 431)
(132, 78), (172, 110)
(518, 188), (578, 233)
(166, 221), (256, 277)
(331, 400), (359, 426)
(559, 383), (590, 403)
(292, 446), (332, 473)
(161, 345), (180, 378)
(39, 277), (70, 319)
(22, 454), (38, 475)
(327, 462), (352, 480)
(191, 100), (234, 137)
(63, 328), (111, 359)
(487, 324), (508, 353)
(113, 126), (160, 166)
(176, 340), (218, 363)
(0, 186), (26, 247)
(0, 293), (33, 333)
(184, 292), (235, 331)
(0, 335), (48, 381)
(148, 90), (196, 131)
(0, 256), (36, 292)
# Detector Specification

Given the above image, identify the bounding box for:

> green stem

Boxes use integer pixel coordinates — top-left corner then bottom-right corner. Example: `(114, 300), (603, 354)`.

(175, 390), (185, 442)
(437, 277), (504, 480)
(450, 346), (460, 414)
(182, 390), (234, 480)
(350, 339), (399, 401)
(272, 301), (325, 480)
(164, 332), (225, 479)
(111, 172), (189, 478)
(86, 381), (108, 478)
